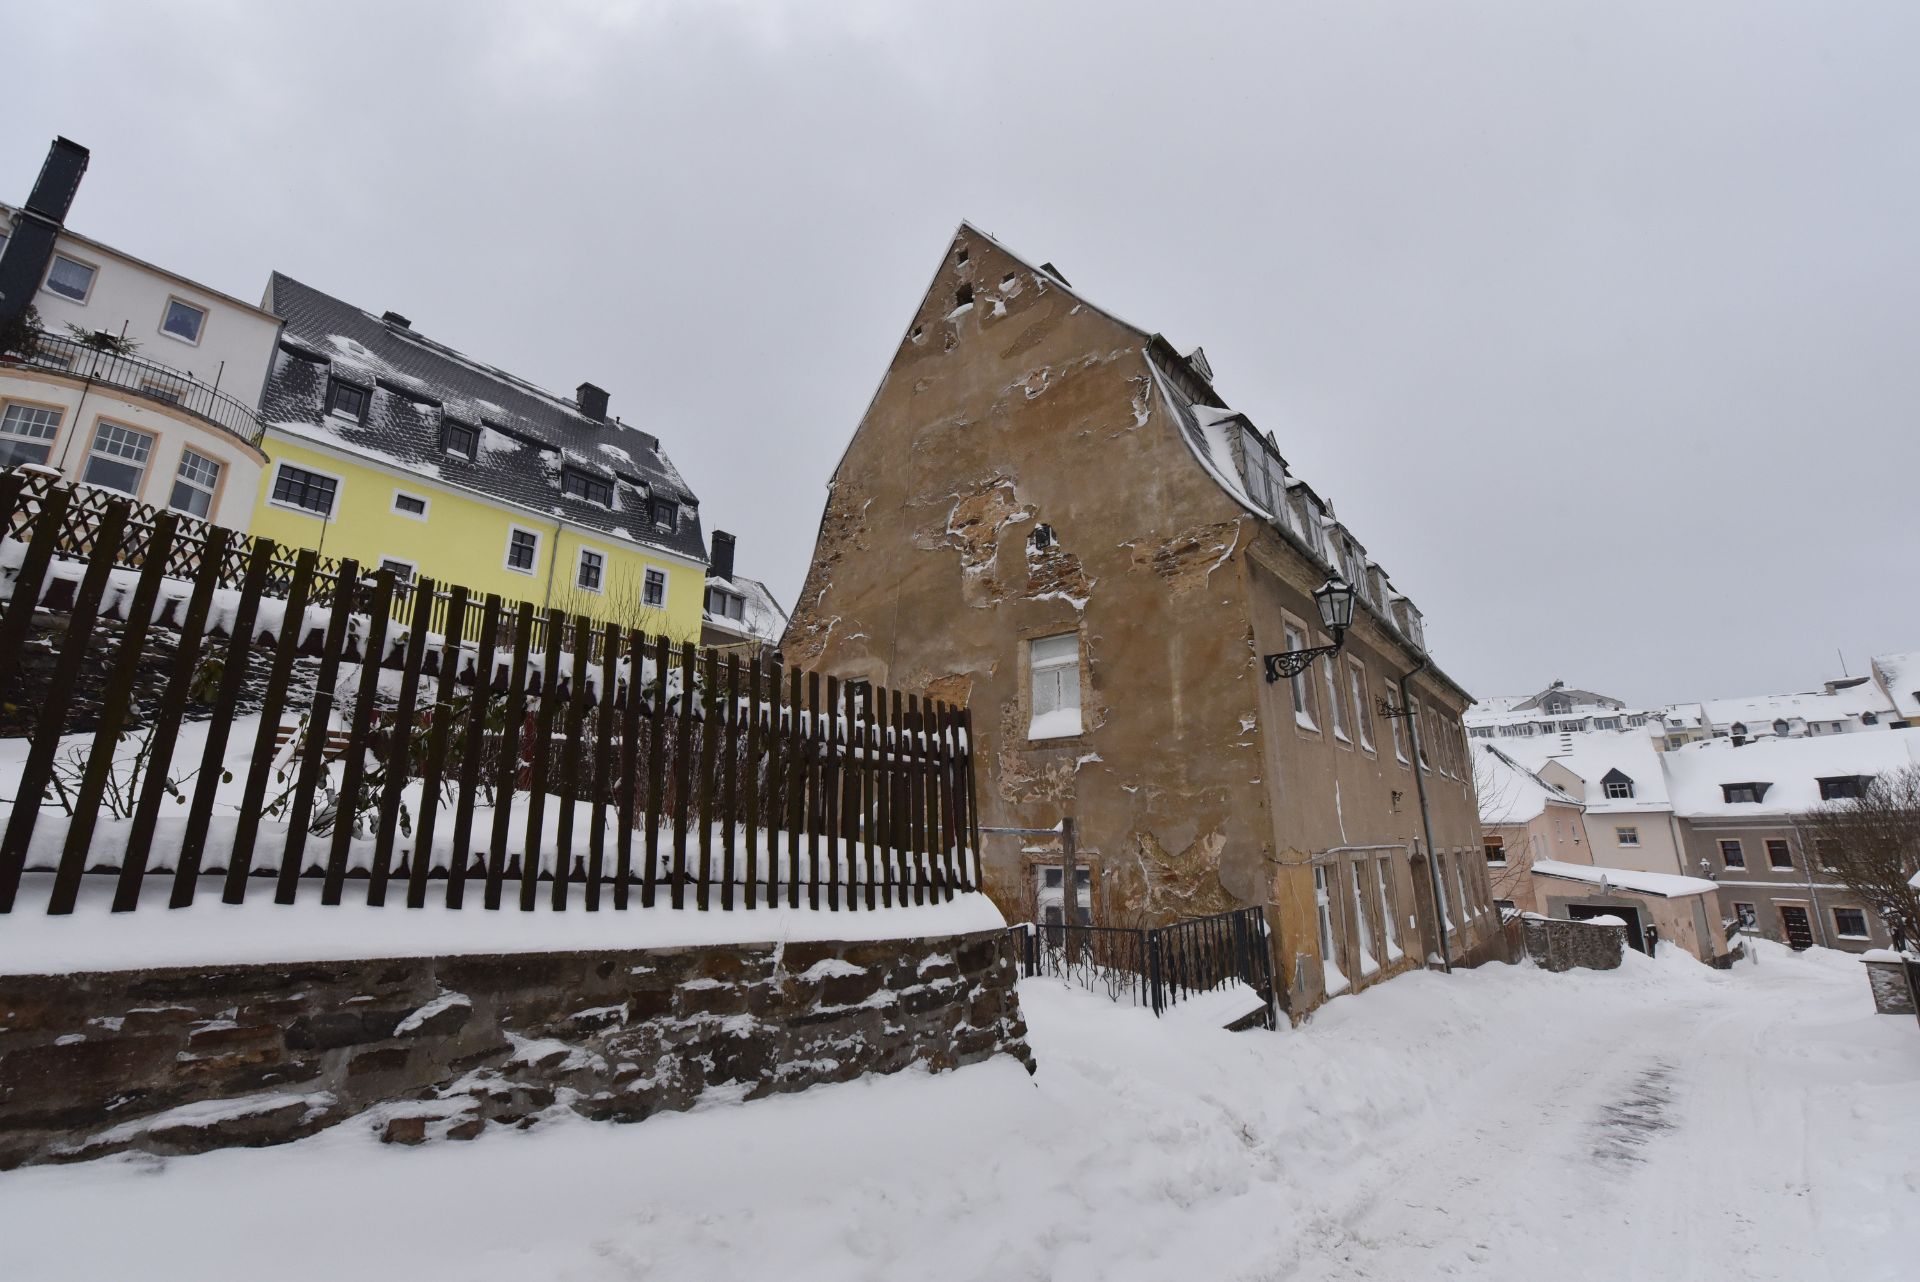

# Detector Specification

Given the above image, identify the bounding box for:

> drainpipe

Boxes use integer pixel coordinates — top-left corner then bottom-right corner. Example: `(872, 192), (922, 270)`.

(1399, 658), (1451, 973)
(542, 514), (566, 610)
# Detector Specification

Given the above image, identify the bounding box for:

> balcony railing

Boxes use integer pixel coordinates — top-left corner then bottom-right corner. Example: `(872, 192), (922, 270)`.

(1, 329), (266, 449)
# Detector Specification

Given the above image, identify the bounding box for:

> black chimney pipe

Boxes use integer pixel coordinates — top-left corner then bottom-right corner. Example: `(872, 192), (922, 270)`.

(0, 137), (90, 337)
(710, 530), (737, 582)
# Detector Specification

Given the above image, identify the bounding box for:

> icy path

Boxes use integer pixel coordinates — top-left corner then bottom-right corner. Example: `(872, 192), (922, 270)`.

(1, 942), (1914, 1281)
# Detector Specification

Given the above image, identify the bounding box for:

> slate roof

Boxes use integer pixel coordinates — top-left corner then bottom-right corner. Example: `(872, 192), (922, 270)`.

(703, 573), (789, 646)
(260, 272), (706, 565)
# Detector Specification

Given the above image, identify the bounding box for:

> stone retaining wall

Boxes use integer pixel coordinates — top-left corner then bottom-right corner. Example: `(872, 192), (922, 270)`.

(0, 928), (1031, 1169)
(1521, 915), (1626, 973)
(1863, 958), (1917, 1015)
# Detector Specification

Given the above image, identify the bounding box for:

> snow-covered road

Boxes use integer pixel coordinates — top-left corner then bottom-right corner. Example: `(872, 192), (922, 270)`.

(1, 942), (1913, 1281)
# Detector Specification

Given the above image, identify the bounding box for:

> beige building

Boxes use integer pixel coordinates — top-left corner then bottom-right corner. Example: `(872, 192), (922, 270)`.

(0, 142), (277, 529)
(784, 224), (1501, 1015)
(1476, 743), (1737, 964)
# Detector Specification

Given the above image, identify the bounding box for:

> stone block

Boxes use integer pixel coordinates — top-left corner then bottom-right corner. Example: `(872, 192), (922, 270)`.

(381, 1115), (428, 1145)
(284, 1008), (408, 1051)
(347, 1046), (413, 1078)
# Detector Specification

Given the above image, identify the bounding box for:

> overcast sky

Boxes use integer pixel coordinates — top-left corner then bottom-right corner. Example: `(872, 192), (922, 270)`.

(9, 1), (1916, 706)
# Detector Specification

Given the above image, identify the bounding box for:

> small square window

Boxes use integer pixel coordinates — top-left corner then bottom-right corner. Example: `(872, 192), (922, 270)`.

(1483, 836), (1506, 866)
(0, 402), (62, 468)
(577, 548), (605, 592)
(392, 492), (428, 518)
(442, 421), (479, 459)
(326, 379), (370, 422)
(643, 568), (667, 607)
(563, 469), (613, 506)
(1616, 826), (1639, 847)
(169, 448), (221, 518)
(45, 254), (96, 302)
(1832, 908), (1869, 940)
(653, 499), (678, 530)
(161, 298), (207, 344)
(270, 464), (339, 517)
(82, 421), (153, 495)
(506, 528), (539, 573)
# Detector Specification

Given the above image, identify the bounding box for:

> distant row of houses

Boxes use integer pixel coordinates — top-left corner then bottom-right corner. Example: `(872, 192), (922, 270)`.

(0, 137), (786, 651)
(1471, 677), (1920, 961)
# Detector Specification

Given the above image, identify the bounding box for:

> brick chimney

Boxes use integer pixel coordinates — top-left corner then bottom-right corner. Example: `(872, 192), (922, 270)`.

(710, 530), (736, 582)
(0, 136), (90, 335)
(576, 382), (609, 420)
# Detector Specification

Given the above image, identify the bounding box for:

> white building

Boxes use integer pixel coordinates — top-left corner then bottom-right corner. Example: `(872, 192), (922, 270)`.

(0, 144), (278, 530)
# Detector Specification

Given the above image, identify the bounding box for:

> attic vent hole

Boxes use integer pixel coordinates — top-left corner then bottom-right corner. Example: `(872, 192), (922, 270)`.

(955, 283), (974, 309)
(1002, 274), (1016, 289)
(956, 248), (969, 265)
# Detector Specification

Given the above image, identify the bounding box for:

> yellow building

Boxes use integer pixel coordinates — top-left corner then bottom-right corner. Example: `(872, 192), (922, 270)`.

(251, 274), (706, 636)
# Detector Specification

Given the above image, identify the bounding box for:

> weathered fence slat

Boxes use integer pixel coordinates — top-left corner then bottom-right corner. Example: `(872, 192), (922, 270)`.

(216, 545), (309, 905)
(446, 594), (500, 909)
(613, 629), (644, 910)
(743, 657), (761, 910)
(721, 654), (740, 912)
(0, 500), (129, 914)
(641, 633), (669, 909)
(552, 615), (592, 912)
(116, 527), (230, 911)
(695, 648), (719, 912)
(586, 620), (619, 912)
(277, 563), (360, 904)
(518, 609), (563, 912)
(0, 486), (72, 710)
(408, 583), (467, 908)
(50, 510), (179, 913)
(323, 571), (394, 904)
(484, 602), (534, 910)
(765, 660), (786, 908)
(671, 640), (695, 910)
(371, 574), (435, 907)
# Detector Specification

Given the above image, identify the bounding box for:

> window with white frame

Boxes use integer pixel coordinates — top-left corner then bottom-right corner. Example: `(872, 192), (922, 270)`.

(0, 402), (62, 468)
(506, 527), (539, 574)
(1350, 864), (1379, 976)
(1348, 661), (1374, 751)
(161, 298), (207, 344)
(1322, 649), (1348, 742)
(1283, 623), (1315, 728)
(168, 448), (221, 518)
(643, 567), (666, 608)
(1832, 907), (1868, 940)
(1028, 633), (1082, 740)
(1375, 860), (1402, 958)
(45, 253), (96, 302)
(576, 547), (605, 593)
(377, 558), (416, 585)
(81, 421), (153, 495)
(1313, 865), (1345, 991)
(392, 491), (428, 519)
(270, 464), (338, 517)
(1616, 826), (1640, 847)
(1433, 849), (1453, 929)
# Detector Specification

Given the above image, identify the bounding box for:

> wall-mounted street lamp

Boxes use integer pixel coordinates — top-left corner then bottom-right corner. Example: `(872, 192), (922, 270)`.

(1262, 575), (1357, 683)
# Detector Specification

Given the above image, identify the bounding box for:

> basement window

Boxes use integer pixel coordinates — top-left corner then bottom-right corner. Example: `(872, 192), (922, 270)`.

(1028, 633), (1082, 740)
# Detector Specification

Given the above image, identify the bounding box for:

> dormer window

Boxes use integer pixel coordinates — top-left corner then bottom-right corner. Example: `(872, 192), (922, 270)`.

(654, 499), (678, 530)
(1722, 782), (1771, 804)
(1601, 769), (1635, 800)
(705, 586), (746, 621)
(562, 468), (613, 507)
(1817, 775), (1873, 801)
(442, 420), (479, 460)
(325, 377), (370, 422)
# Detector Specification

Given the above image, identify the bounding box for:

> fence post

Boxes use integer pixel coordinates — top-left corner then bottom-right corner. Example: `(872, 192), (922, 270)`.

(1146, 928), (1164, 1015)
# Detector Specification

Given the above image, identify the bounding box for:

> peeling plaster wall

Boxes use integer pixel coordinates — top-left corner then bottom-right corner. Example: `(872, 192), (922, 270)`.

(787, 228), (1494, 1011)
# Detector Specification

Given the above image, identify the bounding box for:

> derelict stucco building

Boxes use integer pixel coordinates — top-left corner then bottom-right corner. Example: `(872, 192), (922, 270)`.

(784, 225), (1499, 1011)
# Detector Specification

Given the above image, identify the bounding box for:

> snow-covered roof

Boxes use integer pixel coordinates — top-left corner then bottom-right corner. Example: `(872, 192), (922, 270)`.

(1495, 729), (1675, 813)
(260, 273), (706, 565)
(1475, 744), (1581, 827)
(1695, 683), (1894, 733)
(1663, 731), (1920, 819)
(1872, 651), (1920, 720)
(1509, 683), (1624, 713)
(703, 573), (789, 647)
(1531, 860), (1720, 899)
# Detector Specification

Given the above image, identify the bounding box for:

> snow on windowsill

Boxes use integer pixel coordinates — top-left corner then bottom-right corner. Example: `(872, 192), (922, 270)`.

(1322, 960), (1350, 996)
(1295, 712), (1318, 733)
(1028, 709), (1084, 742)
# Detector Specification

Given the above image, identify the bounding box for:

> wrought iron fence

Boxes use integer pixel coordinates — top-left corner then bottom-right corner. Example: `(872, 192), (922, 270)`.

(1013, 906), (1278, 1028)
(4, 329), (267, 448)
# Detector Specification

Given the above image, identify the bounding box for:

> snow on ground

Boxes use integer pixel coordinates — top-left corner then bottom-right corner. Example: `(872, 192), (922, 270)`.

(2, 943), (1915, 1281)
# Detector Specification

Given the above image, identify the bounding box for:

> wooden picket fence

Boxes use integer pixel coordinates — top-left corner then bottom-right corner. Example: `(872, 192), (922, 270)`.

(0, 472), (979, 916)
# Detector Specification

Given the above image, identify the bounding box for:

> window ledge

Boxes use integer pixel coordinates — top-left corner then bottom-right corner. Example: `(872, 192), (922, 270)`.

(1294, 712), (1319, 733)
